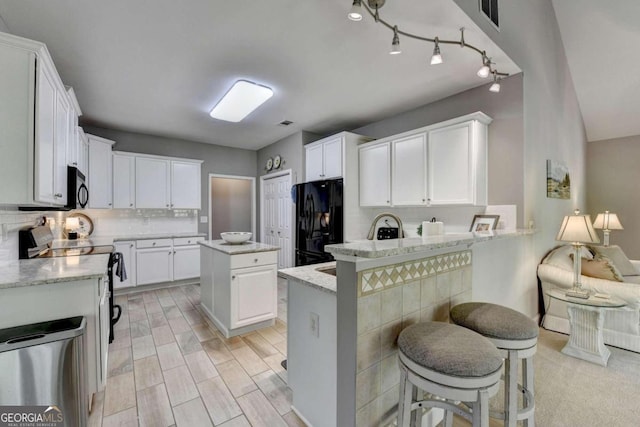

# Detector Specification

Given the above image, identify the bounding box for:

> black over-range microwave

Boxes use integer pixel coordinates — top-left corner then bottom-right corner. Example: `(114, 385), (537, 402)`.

(66, 166), (89, 209)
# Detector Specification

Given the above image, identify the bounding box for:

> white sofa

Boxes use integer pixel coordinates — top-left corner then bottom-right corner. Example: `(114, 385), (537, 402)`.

(537, 245), (640, 353)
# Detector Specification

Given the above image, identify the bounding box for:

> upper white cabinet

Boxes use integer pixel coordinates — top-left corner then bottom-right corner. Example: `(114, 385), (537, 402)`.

(0, 32), (79, 207)
(391, 133), (428, 206)
(65, 87), (82, 169)
(171, 160), (201, 209)
(305, 135), (344, 181)
(113, 153), (136, 209)
(359, 142), (391, 207)
(88, 135), (115, 209)
(428, 120), (488, 206)
(359, 112), (492, 207)
(135, 157), (171, 209)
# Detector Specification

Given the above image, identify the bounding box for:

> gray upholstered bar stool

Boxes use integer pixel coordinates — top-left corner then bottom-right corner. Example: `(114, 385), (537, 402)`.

(397, 322), (503, 427)
(450, 302), (538, 427)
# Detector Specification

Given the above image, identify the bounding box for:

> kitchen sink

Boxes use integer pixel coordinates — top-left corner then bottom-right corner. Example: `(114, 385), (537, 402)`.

(315, 266), (337, 276)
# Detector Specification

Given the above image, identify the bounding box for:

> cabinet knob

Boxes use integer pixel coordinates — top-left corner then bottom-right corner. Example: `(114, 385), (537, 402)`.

(254, 258), (258, 263)
(152, 242), (156, 246)
(108, 203), (112, 206)
(72, 162), (77, 166)
(232, 275), (236, 280)
(187, 240), (191, 244)
(166, 204), (169, 207)
(277, 231), (281, 235)
(171, 204), (174, 207)
(168, 251), (171, 255)
(386, 200), (390, 204)
(130, 244), (133, 248)
(54, 193), (63, 198)
(173, 251), (176, 254)
(129, 203), (133, 207)
(270, 230), (274, 234)
(422, 198), (426, 202)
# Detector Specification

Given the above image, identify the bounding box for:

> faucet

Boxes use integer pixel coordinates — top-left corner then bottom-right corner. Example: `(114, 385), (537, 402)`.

(366, 212), (405, 240)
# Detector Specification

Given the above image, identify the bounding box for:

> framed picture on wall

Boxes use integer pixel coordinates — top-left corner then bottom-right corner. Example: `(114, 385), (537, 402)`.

(547, 159), (571, 199)
(469, 214), (500, 232)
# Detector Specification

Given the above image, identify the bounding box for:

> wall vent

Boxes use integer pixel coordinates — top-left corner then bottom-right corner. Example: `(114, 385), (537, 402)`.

(480, 0), (499, 30)
(278, 120), (294, 126)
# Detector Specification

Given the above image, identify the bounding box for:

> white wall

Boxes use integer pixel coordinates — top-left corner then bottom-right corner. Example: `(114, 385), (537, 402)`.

(0, 14), (9, 33)
(587, 135), (640, 258)
(449, 0), (587, 317)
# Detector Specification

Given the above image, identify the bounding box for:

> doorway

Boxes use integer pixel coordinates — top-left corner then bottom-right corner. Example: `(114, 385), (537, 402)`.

(208, 174), (256, 240)
(260, 170), (293, 269)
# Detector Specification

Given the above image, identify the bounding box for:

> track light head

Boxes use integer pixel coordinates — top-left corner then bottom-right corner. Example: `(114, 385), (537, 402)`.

(477, 54), (491, 78)
(430, 38), (442, 65)
(489, 73), (501, 93)
(390, 26), (401, 55)
(348, 0), (363, 21)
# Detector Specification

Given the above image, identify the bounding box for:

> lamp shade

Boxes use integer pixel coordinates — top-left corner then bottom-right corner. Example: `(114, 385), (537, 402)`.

(556, 213), (600, 244)
(593, 211), (623, 230)
(65, 217), (80, 230)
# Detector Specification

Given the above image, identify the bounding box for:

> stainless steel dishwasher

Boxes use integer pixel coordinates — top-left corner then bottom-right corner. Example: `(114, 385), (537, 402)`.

(0, 316), (87, 427)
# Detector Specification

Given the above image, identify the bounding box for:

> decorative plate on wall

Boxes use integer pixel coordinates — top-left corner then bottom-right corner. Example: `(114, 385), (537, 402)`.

(66, 212), (94, 237)
(273, 155), (281, 169)
(266, 157), (273, 171)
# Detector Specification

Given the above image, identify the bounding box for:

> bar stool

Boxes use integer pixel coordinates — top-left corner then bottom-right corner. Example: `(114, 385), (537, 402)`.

(450, 302), (538, 427)
(397, 321), (503, 427)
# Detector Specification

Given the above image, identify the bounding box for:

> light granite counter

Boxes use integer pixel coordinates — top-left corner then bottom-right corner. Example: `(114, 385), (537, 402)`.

(325, 229), (534, 259)
(279, 261), (337, 294)
(51, 237), (115, 249)
(0, 254), (110, 290)
(107, 232), (206, 241)
(199, 240), (279, 255)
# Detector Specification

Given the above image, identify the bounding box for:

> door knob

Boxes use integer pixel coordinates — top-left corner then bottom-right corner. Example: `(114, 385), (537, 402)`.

(54, 193), (63, 198)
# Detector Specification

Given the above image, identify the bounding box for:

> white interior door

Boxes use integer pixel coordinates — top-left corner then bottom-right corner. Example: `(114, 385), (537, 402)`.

(261, 172), (292, 269)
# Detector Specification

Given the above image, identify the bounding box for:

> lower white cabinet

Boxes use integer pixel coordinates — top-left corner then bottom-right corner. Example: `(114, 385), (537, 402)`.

(136, 246), (174, 286)
(113, 241), (136, 288)
(230, 264), (278, 329)
(98, 276), (110, 389)
(173, 245), (201, 281)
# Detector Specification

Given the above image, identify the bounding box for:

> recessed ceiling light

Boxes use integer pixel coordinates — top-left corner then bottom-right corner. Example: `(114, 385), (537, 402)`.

(209, 80), (273, 122)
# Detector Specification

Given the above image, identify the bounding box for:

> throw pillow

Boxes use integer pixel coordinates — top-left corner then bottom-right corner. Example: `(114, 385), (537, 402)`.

(590, 245), (638, 276)
(570, 253), (624, 282)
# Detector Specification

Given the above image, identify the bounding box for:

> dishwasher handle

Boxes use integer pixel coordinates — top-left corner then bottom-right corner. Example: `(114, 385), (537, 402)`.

(7, 334), (46, 344)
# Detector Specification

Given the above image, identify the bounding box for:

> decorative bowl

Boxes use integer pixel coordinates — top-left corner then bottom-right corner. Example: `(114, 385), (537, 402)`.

(220, 232), (252, 244)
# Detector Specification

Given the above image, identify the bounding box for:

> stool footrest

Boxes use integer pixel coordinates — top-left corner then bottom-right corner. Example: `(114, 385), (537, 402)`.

(412, 399), (472, 423)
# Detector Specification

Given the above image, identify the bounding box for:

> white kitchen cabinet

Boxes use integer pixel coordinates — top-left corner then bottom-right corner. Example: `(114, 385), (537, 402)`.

(113, 241), (136, 288)
(358, 112), (491, 207)
(33, 57), (58, 204)
(171, 160), (201, 209)
(53, 90), (70, 203)
(77, 127), (89, 175)
(427, 118), (488, 206)
(200, 244), (279, 338)
(113, 153), (136, 209)
(136, 246), (174, 285)
(305, 135), (343, 181)
(88, 135), (115, 208)
(359, 142), (391, 207)
(98, 276), (110, 389)
(65, 87), (82, 169)
(391, 133), (427, 206)
(173, 246), (201, 280)
(135, 157), (171, 209)
(231, 264), (278, 328)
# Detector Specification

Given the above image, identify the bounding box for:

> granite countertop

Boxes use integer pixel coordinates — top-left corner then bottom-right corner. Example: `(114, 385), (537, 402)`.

(325, 229), (534, 259)
(199, 240), (280, 255)
(0, 254), (111, 290)
(110, 232), (207, 241)
(279, 261), (337, 294)
(51, 237), (115, 249)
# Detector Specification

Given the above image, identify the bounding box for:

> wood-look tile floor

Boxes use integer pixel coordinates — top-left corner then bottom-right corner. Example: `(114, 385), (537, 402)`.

(90, 278), (304, 427)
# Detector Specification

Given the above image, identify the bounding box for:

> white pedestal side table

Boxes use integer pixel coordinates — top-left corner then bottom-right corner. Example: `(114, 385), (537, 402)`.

(546, 288), (626, 366)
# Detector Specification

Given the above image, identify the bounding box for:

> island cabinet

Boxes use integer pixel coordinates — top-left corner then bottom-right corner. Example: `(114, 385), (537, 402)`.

(199, 240), (279, 338)
(358, 111), (492, 207)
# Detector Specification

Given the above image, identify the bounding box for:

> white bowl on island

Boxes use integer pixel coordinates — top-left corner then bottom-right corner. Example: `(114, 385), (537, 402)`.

(220, 232), (252, 244)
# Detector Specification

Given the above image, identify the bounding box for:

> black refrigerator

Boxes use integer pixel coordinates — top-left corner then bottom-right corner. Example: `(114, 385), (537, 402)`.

(294, 178), (344, 266)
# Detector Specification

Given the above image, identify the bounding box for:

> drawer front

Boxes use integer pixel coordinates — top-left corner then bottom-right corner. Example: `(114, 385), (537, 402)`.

(136, 238), (172, 249)
(230, 251), (277, 269)
(173, 236), (205, 246)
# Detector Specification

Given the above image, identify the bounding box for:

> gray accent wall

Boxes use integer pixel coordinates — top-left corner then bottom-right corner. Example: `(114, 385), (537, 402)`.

(83, 126), (256, 235)
(587, 135), (640, 258)
(0, 14), (9, 33)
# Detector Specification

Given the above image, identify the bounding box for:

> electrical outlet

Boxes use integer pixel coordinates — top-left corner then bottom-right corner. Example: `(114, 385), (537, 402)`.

(309, 312), (320, 338)
(200, 216), (208, 224)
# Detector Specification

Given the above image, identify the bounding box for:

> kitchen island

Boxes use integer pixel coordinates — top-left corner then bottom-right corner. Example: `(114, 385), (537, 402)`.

(283, 229), (533, 427)
(199, 240), (280, 338)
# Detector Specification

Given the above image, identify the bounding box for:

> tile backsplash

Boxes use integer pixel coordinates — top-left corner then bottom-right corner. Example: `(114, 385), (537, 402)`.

(0, 208), (199, 261)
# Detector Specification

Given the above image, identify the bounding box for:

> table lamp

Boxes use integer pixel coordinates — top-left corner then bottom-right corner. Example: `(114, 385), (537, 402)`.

(556, 210), (600, 298)
(65, 217), (80, 240)
(592, 211), (623, 247)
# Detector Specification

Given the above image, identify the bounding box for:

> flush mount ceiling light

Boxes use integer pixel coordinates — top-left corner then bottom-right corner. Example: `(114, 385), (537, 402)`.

(209, 80), (274, 122)
(348, 0), (509, 93)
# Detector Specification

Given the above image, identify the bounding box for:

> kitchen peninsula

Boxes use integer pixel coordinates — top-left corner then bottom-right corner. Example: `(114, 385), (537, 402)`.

(199, 240), (280, 338)
(281, 230), (533, 427)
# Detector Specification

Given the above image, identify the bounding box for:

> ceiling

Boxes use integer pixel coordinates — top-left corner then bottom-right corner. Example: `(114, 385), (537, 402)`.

(552, 0), (640, 142)
(0, 0), (520, 150)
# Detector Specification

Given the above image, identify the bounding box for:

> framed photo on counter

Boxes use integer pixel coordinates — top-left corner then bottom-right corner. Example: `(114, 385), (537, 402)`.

(469, 214), (500, 232)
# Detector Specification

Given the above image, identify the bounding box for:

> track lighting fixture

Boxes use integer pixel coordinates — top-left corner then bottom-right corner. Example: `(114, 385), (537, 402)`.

(489, 72), (501, 93)
(348, 0), (363, 22)
(430, 37), (442, 65)
(477, 54), (491, 78)
(390, 26), (401, 55)
(348, 1), (508, 91)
